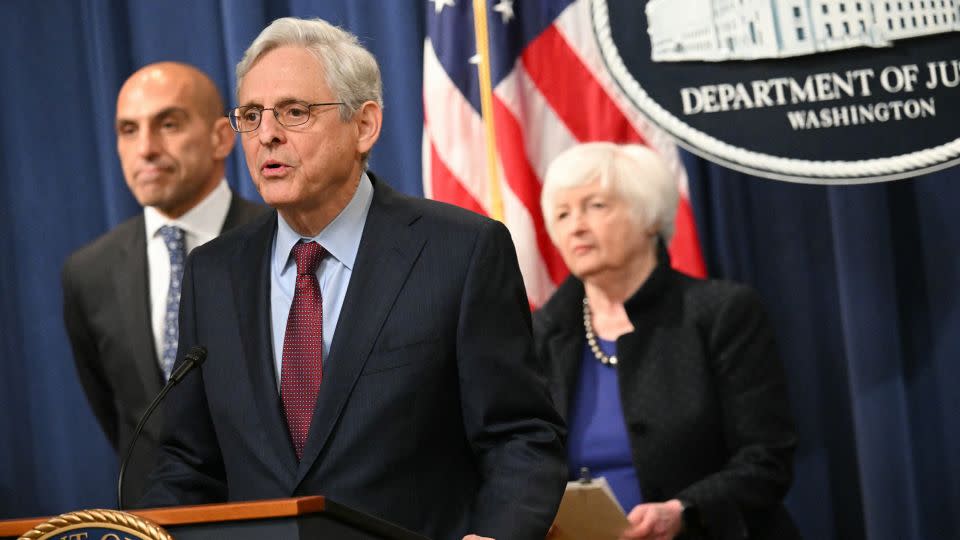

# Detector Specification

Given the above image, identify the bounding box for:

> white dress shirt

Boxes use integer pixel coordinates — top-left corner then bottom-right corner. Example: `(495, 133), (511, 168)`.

(144, 179), (232, 370)
(270, 172), (373, 390)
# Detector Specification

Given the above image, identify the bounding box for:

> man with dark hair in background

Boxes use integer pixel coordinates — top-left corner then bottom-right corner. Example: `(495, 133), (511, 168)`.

(62, 62), (265, 503)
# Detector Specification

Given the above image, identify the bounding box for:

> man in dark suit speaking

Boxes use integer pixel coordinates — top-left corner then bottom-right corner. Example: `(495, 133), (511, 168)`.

(140, 17), (566, 540)
(61, 62), (264, 503)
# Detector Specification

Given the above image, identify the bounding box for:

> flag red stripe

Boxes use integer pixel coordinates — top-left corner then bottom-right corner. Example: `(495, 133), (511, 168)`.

(669, 196), (707, 278)
(492, 97), (569, 285)
(429, 142), (486, 216)
(521, 25), (646, 146)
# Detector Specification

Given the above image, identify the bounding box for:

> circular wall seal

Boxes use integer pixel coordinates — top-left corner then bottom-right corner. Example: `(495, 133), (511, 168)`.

(592, 0), (960, 183)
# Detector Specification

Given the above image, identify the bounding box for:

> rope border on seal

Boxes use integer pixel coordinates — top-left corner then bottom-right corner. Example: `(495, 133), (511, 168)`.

(19, 509), (173, 540)
(590, 0), (960, 184)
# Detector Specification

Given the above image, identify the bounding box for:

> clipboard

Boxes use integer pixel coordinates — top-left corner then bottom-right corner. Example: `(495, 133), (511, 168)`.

(550, 476), (630, 540)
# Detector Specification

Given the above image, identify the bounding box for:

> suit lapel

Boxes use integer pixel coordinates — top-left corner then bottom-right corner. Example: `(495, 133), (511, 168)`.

(116, 217), (164, 397)
(221, 195), (247, 230)
(542, 279), (588, 420)
(222, 193), (265, 231)
(295, 183), (425, 485)
(230, 212), (300, 481)
(548, 329), (583, 421)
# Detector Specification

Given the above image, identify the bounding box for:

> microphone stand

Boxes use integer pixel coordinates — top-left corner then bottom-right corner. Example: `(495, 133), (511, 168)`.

(117, 345), (207, 510)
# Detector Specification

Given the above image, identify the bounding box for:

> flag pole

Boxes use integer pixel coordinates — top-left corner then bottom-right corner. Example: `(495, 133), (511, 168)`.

(472, 0), (505, 222)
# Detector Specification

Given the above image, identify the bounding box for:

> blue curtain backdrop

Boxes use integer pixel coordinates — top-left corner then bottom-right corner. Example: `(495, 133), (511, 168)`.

(0, 2), (956, 539)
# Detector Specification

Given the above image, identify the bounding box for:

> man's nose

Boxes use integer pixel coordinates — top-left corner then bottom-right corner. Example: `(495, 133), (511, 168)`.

(257, 110), (287, 145)
(137, 129), (162, 157)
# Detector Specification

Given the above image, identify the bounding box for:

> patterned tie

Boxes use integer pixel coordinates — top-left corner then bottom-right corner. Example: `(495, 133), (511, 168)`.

(281, 241), (326, 460)
(158, 225), (186, 381)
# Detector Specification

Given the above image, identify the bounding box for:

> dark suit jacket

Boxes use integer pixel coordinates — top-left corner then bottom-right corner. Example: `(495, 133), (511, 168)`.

(533, 255), (800, 540)
(61, 193), (265, 503)
(140, 175), (567, 540)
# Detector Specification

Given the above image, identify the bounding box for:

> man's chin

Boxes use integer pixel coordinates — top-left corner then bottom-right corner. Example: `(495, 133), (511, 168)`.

(257, 186), (299, 209)
(134, 194), (169, 209)
(258, 191), (284, 206)
(131, 181), (172, 203)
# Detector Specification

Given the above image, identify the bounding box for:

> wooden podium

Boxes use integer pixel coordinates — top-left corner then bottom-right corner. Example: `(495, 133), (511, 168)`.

(0, 496), (430, 540)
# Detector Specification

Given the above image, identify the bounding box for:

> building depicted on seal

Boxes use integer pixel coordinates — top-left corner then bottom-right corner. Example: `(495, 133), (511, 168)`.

(646, 0), (960, 62)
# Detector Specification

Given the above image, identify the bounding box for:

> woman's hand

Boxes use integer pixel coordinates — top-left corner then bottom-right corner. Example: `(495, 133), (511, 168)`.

(619, 499), (684, 540)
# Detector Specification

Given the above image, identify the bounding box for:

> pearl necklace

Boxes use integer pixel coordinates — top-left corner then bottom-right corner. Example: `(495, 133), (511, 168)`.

(582, 298), (617, 366)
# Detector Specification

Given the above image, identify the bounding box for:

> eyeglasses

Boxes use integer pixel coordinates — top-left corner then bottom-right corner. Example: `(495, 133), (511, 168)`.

(227, 101), (346, 132)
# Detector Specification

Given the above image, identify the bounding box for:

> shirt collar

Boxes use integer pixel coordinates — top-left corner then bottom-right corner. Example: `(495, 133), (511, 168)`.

(144, 179), (232, 239)
(274, 171), (373, 275)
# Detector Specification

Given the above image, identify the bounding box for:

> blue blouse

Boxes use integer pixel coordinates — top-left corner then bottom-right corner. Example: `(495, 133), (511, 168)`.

(565, 337), (643, 512)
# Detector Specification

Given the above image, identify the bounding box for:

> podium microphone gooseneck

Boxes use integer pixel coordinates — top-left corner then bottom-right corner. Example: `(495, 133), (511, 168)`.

(117, 345), (208, 510)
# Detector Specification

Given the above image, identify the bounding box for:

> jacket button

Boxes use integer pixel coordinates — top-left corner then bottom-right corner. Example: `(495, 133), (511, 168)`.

(630, 421), (647, 435)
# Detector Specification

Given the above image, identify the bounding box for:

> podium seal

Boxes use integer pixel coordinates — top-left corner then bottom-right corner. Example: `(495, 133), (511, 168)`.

(18, 509), (171, 540)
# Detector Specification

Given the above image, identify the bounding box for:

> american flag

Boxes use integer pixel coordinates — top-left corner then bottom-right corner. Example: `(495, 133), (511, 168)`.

(423, 0), (706, 307)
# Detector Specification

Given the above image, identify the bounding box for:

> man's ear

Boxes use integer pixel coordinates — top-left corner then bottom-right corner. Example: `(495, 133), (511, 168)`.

(211, 117), (236, 160)
(355, 101), (382, 155)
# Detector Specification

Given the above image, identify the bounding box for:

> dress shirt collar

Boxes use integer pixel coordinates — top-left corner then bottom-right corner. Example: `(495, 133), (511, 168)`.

(274, 171), (373, 275)
(144, 178), (232, 240)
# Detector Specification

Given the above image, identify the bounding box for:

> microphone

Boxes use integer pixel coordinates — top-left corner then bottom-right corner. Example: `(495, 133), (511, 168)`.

(117, 345), (208, 510)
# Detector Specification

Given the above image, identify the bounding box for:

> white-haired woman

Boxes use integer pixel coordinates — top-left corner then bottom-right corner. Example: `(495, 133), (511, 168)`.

(535, 143), (800, 540)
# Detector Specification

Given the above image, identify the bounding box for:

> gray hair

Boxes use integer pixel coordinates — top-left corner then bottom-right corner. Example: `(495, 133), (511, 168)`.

(236, 17), (383, 122)
(541, 142), (678, 242)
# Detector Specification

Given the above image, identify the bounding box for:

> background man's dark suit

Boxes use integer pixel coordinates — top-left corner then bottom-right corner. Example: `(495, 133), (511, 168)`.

(61, 195), (264, 502)
(141, 176), (567, 540)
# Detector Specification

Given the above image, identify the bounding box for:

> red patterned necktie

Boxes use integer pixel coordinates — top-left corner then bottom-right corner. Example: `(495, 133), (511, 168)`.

(281, 241), (326, 460)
